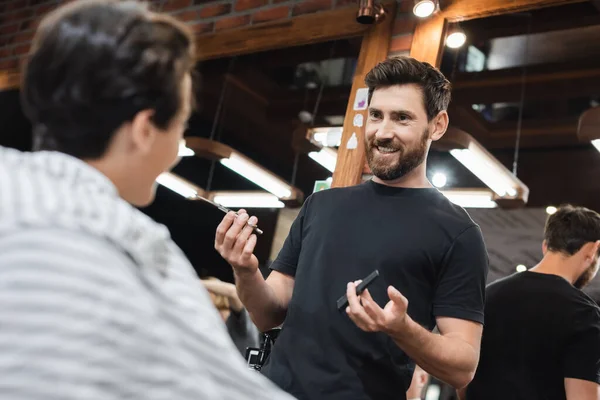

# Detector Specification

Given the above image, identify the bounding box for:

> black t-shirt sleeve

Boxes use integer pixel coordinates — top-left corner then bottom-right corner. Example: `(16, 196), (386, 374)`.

(432, 225), (489, 324)
(269, 198), (310, 277)
(563, 307), (600, 383)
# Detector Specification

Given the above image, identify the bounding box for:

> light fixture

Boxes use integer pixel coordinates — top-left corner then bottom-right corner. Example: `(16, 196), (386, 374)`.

(439, 188), (498, 208)
(593, 139), (600, 153)
(156, 172), (203, 199)
(220, 154), (293, 199)
(307, 126), (343, 148)
(184, 137), (301, 201)
(431, 172), (447, 188)
(210, 191), (285, 208)
(308, 147), (337, 173)
(178, 140), (194, 157)
(413, 0), (435, 18)
(446, 26), (467, 49)
(437, 128), (528, 204)
(516, 264), (527, 272)
(546, 206), (557, 215)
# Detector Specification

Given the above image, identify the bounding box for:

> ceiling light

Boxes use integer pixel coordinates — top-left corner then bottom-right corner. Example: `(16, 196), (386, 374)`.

(221, 153), (293, 199)
(432, 172), (447, 188)
(413, 0), (435, 18)
(211, 192), (284, 208)
(308, 147), (337, 173)
(446, 31), (467, 49)
(546, 206), (557, 215)
(439, 188), (497, 208)
(592, 139), (600, 153)
(184, 137), (301, 201)
(156, 172), (201, 198)
(307, 126), (343, 148)
(178, 139), (194, 156)
(516, 264), (527, 272)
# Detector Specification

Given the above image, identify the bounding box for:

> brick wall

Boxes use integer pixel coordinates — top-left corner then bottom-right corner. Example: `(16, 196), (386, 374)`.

(0, 0), (416, 72)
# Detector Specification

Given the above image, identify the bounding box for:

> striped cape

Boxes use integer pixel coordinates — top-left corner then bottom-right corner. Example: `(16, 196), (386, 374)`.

(0, 147), (295, 400)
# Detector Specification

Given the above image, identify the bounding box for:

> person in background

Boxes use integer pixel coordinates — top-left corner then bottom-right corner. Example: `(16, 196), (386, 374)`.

(0, 1), (295, 399)
(406, 365), (429, 400)
(202, 277), (261, 355)
(462, 205), (600, 400)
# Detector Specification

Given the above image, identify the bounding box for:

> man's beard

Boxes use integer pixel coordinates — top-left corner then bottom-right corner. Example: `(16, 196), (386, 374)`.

(574, 257), (599, 289)
(365, 127), (429, 181)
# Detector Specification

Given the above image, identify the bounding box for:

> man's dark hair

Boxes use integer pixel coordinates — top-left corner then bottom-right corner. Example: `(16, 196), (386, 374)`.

(545, 204), (600, 257)
(21, 0), (195, 159)
(364, 56), (451, 121)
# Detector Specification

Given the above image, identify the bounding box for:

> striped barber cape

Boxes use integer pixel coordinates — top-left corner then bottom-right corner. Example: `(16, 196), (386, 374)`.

(0, 147), (295, 400)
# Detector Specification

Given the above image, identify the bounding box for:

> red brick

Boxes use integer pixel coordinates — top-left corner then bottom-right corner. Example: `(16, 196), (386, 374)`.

(334, 0), (354, 8)
(215, 14), (251, 31)
(199, 3), (231, 18)
(7, 8), (35, 21)
(6, 0), (27, 12)
(392, 16), (417, 35)
(176, 9), (199, 21)
(191, 21), (214, 35)
(0, 59), (18, 70)
(235, 0), (267, 12)
(0, 24), (19, 36)
(162, 0), (192, 12)
(13, 43), (30, 56)
(20, 18), (39, 31)
(36, 3), (57, 16)
(292, 0), (333, 16)
(14, 30), (34, 43)
(389, 34), (413, 53)
(252, 6), (289, 23)
(272, 0), (290, 3)
(0, 48), (12, 59)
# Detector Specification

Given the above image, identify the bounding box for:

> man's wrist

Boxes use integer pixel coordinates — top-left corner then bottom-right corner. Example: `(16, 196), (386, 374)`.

(386, 314), (415, 341)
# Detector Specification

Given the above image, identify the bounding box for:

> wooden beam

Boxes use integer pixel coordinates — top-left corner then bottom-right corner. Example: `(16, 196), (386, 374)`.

(195, 6), (371, 61)
(331, 1), (397, 188)
(462, 3), (600, 42)
(442, 0), (587, 22)
(0, 70), (20, 91)
(409, 13), (447, 67)
(452, 61), (600, 104)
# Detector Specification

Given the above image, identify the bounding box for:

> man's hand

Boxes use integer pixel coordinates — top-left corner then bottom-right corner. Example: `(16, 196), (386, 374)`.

(215, 209), (259, 274)
(345, 281), (409, 335)
(202, 278), (244, 312)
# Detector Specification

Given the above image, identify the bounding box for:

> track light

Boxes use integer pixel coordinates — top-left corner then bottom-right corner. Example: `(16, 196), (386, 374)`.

(577, 106), (600, 154)
(413, 0), (436, 18)
(446, 26), (466, 49)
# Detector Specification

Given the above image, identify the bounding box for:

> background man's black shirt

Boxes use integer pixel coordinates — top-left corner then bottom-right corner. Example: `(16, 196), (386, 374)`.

(467, 271), (600, 399)
(261, 180), (489, 400)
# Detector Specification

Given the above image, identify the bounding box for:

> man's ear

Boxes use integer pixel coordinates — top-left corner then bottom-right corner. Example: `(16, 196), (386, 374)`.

(542, 240), (548, 255)
(129, 109), (156, 154)
(430, 110), (449, 142)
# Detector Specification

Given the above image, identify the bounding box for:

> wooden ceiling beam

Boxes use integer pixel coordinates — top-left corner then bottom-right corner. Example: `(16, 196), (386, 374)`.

(451, 61), (600, 104)
(195, 6), (371, 62)
(441, 0), (588, 22)
(463, 3), (600, 42)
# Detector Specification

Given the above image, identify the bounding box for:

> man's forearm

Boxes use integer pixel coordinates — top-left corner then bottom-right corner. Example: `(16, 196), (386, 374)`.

(234, 269), (287, 332)
(389, 316), (478, 389)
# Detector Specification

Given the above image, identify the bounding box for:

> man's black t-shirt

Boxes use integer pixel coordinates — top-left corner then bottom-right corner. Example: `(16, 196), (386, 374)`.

(467, 271), (600, 400)
(261, 180), (489, 400)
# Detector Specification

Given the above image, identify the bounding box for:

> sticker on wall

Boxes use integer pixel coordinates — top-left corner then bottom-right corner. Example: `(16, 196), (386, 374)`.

(346, 133), (358, 149)
(353, 114), (363, 128)
(353, 88), (369, 111)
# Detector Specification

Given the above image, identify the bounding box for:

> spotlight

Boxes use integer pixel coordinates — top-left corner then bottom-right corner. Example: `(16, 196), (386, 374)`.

(413, 0), (435, 18)
(446, 27), (466, 49)
(546, 206), (557, 215)
(432, 172), (447, 188)
(516, 264), (527, 272)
